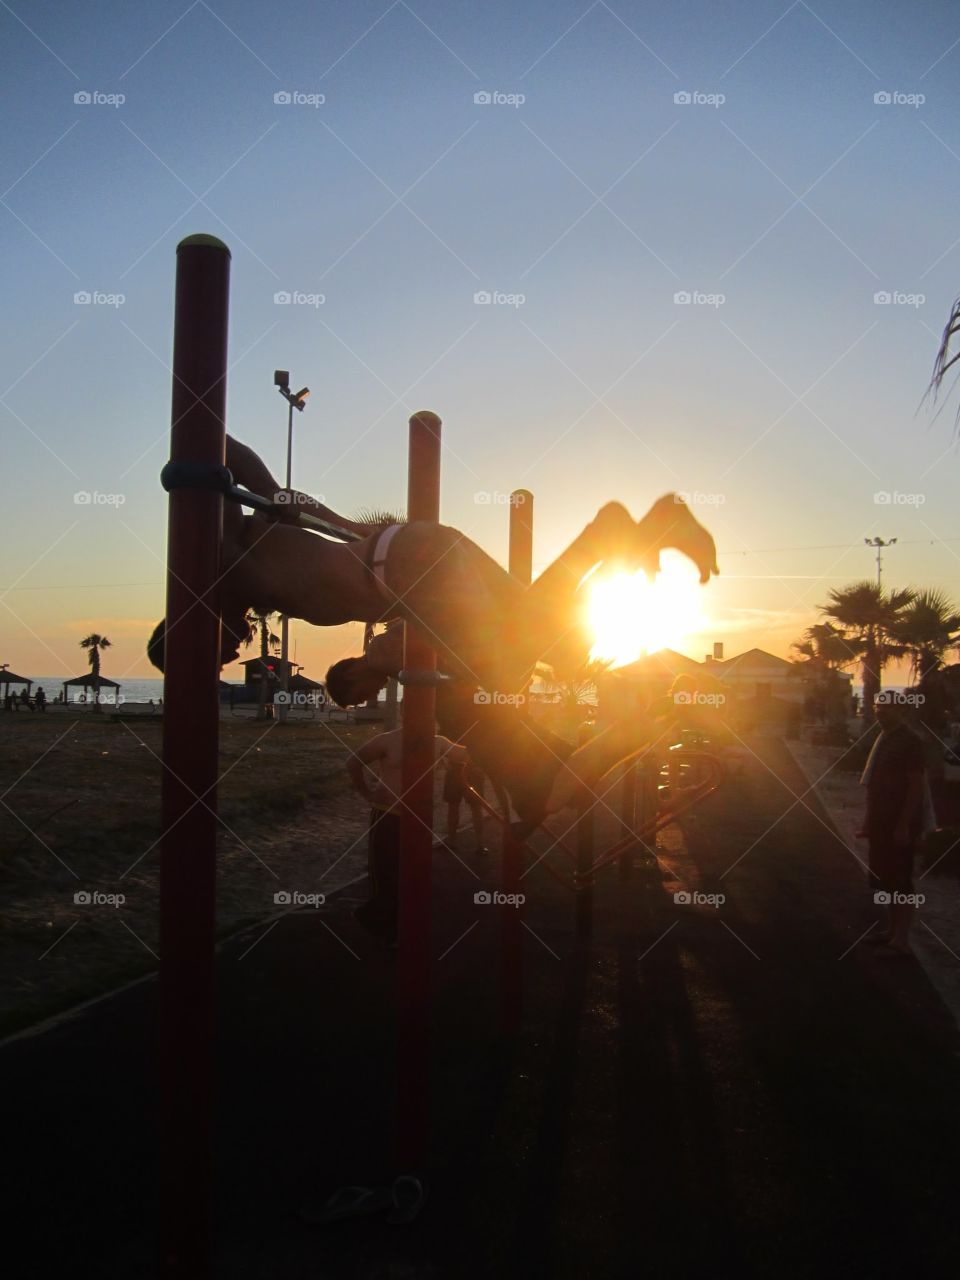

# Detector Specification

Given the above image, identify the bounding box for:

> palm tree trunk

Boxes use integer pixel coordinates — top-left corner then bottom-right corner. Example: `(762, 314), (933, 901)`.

(861, 650), (880, 718)
(256, 619), (272, 721)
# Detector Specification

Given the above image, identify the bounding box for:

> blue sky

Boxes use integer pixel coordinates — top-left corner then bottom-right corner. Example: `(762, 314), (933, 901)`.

(3, 0), (960, 684)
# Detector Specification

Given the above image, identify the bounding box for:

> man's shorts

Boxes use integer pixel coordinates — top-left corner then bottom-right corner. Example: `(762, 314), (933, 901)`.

(868, 833), (916, 895)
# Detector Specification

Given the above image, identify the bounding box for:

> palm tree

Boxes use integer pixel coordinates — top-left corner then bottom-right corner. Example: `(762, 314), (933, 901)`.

(892, 589), (960, 682)
(928, 295), (960, 422)
(819, 582), (915, 716)
(243, 611), (280, 720)
(79, 633), (112, 712)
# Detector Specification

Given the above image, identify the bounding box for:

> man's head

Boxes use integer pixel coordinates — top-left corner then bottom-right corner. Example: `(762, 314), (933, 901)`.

(325, 656), (388, 708)
(146, 611), (251, 673)
(875, 690), (908, 730)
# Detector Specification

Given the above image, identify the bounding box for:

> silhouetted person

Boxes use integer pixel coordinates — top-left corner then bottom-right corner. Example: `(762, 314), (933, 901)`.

(34, 686), (46, 712)
(858, 693), (935, 957)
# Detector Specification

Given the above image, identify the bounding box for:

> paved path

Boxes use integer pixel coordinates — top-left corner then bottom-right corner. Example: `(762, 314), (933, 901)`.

(4, 734), (959, 1277)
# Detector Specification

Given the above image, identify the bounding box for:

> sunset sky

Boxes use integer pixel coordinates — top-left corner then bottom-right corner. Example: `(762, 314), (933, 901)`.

(3, 0), (960, 687)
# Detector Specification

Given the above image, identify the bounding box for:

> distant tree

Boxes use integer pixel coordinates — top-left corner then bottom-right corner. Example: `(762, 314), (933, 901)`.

(79, 633), (112, 713)
(892, 588), (960, 682)
(243, 612), (280, 720)
(818, 582), (914, 716)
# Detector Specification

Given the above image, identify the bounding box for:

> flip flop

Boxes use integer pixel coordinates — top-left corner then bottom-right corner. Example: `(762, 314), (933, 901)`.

(386, 1175), (428, 1225)
(300, 1183), (393, 1225)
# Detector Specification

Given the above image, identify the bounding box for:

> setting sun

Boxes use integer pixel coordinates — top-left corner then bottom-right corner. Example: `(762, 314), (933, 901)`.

(588, 555), (708, 667)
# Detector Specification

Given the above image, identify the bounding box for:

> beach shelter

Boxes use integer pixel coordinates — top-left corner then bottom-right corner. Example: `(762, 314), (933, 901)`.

(0, 665), (33, 700)
(62, 673), (121, 704)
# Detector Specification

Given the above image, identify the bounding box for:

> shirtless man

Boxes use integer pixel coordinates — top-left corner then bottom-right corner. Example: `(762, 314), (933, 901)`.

(147, 428), (719, 829)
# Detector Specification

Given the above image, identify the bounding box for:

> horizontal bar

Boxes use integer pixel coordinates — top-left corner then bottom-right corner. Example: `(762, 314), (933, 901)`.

(228, 484), (362, 542)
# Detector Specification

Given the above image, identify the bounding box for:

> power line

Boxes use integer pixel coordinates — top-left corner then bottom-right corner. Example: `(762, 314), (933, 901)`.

(717, 536), (960, 557)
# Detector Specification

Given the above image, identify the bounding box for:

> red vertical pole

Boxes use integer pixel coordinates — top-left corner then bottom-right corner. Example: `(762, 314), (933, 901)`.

(501, 489), (534, 1035)
(396, 410), (442, 1168)
(159, 234), (230, 1276)
(575, 723), (595, 938)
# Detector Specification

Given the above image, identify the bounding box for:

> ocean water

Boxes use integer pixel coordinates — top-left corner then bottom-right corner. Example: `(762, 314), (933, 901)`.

(23, 676), (168, 705)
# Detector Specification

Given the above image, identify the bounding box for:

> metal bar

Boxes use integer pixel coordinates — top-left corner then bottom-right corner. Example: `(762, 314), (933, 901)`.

(501, 488), (534, 1036)
(225, 484), (361, 542)
(159, 233), (230, 1277)
(619, 762), (638, 880)
(396, 410), (442, 1168)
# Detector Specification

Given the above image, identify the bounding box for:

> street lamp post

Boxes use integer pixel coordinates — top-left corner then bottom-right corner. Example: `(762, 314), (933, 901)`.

(864, 535), (897, 589)
(274, 370), (309, 723)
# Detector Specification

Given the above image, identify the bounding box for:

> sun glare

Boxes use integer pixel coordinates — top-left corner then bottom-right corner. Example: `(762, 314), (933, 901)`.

(588, 557), (707, 668)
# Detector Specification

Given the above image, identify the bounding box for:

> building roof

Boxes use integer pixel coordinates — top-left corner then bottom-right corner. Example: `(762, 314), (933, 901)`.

(614, 648), (706, 681)
(62, 674), (121, 688)
(0, 668), (32, 685)
(710, 648), (795, 674)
